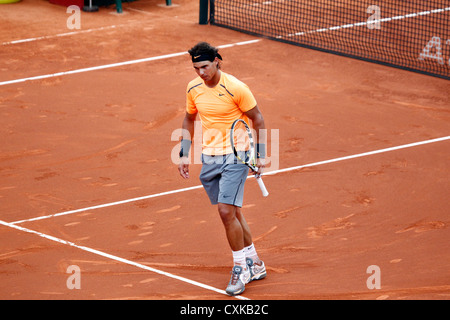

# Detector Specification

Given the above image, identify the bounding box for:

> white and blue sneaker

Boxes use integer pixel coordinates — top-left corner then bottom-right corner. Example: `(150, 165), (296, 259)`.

(246, 257), (267, 282)
(225, 265), (251, 296)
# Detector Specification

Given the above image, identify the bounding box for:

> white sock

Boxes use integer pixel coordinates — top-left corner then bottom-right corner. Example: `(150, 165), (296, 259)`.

(232, 249), (247, 269)
(244, 243), (260, 263)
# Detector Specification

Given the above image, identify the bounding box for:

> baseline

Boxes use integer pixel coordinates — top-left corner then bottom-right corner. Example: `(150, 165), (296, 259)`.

(0, 39), (261, 87)
(1, 25), (120, 46)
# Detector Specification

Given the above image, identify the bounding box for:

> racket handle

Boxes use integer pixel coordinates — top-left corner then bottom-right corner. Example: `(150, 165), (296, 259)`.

(256, 176), (269, 197)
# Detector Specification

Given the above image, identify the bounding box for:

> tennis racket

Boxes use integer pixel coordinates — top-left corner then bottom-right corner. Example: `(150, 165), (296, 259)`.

(230, 119), (269, 197)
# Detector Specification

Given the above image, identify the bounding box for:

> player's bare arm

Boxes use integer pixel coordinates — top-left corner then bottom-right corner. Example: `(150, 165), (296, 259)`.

(178, 111), (197, 179)
(245, 106), (266, 174)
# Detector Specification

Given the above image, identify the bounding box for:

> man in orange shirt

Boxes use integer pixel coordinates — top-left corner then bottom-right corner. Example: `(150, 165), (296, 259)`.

(178, 42), (267, 296)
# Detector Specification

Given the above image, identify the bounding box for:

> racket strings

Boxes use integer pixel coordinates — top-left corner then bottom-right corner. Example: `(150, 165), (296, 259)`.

(231, 121), (256, 166)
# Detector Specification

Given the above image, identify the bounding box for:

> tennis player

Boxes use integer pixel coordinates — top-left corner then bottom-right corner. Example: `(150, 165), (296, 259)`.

(178, 42), (267, 295)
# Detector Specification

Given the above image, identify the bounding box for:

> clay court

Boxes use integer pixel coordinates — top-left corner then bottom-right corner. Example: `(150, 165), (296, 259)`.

(0, 0), (449, 301)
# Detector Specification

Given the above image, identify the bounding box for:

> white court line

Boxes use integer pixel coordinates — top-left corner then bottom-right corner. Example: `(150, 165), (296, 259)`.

(10, 135), (450, 225)
(275, 7), (450, 38)
(2, 137), (448, 299)
(0, 219), (249, 300)
(11, 185), (204, 225)
(1, 25), (120, 46)
(262, 135), (450, 176)
(0, 39), (261, 87)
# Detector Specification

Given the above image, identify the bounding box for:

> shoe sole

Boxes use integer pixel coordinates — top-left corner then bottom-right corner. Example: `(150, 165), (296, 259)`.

(252, 271), (267, 281)
(226, 287), (245, 296)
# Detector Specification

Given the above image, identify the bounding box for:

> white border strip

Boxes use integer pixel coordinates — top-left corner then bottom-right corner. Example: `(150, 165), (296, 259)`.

(0, 219), (249, 300)
(0, 39), (261, 87)
(10, 135), (450, 225)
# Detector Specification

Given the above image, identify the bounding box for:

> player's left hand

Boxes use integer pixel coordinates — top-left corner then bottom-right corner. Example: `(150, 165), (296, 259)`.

(255, 158), (265, 177)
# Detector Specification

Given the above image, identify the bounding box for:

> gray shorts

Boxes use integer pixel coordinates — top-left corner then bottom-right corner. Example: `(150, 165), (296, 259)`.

(199, 153), (250, 207)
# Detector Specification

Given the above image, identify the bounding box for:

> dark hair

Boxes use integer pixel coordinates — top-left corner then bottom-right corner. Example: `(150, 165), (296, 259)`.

(188, 42), (222, 62)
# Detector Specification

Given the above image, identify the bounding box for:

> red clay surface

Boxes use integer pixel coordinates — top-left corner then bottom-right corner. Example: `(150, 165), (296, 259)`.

(0, 0), (449, 300)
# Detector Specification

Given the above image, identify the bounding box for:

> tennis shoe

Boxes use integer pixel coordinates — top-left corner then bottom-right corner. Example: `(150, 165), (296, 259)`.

(246, 257), (267, 281)
(225, 265), (251, 296)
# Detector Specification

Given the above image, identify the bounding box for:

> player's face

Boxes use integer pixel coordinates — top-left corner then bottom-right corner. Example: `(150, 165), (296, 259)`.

(193, 59), (219, 83)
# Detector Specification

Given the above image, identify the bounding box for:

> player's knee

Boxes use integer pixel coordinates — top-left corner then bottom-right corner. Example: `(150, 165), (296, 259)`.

(218, 204), (235, 225)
